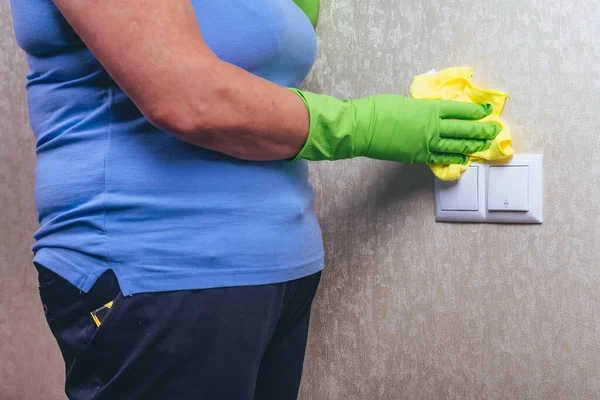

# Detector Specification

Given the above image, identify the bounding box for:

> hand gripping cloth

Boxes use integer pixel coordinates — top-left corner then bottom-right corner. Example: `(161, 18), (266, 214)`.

(410, 67), (513, 181)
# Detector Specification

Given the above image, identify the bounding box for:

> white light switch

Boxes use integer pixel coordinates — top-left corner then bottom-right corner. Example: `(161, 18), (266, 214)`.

(434, 154), (543, 224)
(438, 166), (479, 211)
(438, 181), (459, 211)
(458, 167), (479, 211)
(488, 166), (529, 211)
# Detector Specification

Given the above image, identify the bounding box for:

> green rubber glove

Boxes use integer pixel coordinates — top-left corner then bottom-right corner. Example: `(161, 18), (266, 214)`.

(293, 0), (320, 28)
(290, 89), (501, 165)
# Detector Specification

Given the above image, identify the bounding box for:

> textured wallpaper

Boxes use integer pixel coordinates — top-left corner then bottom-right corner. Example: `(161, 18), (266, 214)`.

(298, 0), (600, 399)
(0, 1), (66, 400)
(2, 0), (600, 399)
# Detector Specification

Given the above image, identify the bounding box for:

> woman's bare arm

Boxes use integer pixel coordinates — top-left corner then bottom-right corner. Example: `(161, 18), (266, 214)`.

(53, 0), (310, 161)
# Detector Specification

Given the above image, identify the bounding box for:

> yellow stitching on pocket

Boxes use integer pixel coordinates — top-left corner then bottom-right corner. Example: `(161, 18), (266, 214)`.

(90, 301), (114, 328)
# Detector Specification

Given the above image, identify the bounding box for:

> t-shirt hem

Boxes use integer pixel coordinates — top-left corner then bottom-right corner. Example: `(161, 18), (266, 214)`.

(118, 258), (324, 296)
(33, 247), (324, 296)
(33, 248), (108, 292)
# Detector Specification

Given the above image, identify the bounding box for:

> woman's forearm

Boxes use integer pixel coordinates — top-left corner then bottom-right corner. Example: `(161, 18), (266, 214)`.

(53, 0), (309, 161)
(150, 58), (310, 161)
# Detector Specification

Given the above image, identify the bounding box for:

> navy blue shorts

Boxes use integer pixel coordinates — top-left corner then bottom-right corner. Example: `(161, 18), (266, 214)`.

(35, 263), (321, 400)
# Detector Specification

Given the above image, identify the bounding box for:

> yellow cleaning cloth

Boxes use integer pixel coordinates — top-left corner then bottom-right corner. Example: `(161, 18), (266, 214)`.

(410, 67), (513, 181)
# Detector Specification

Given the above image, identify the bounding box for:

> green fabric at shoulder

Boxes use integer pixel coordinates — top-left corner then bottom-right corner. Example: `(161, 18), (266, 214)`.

(293, 0), (320, 28)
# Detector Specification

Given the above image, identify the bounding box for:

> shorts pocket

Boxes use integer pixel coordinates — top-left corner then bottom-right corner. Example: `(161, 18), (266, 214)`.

(85, 291), (125, 346)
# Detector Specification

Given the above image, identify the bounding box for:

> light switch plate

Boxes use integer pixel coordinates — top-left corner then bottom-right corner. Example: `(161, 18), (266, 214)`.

(434, 165), (486, 222)
(434, 154), (543, 224)
(485, 154), (543, 224)
(487, 166), (530, 211)
(438, 165), (480, 211)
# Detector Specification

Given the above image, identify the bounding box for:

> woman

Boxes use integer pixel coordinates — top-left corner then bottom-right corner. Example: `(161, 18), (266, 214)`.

(9, 0), (498, 398)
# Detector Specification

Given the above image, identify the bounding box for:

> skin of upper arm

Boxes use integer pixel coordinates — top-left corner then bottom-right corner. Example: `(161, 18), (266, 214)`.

(51, 0), (311, 160)
(52, 0), (220, 129)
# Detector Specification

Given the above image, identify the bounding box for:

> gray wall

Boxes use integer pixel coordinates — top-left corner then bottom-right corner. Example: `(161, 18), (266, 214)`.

(0, 1), (66, 399)
(2, 0), (599, 399)
(298, 1), (600, 399)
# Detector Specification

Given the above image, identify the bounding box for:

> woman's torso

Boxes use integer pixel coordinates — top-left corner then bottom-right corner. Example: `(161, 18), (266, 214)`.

(10, 0), (324, 295)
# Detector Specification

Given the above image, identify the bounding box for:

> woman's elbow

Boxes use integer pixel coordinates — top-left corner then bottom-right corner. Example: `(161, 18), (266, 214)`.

(145, 99), (207, 137)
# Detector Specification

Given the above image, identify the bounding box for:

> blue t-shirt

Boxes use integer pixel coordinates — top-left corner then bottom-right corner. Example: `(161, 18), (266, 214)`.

(10, 0), (324, 296)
